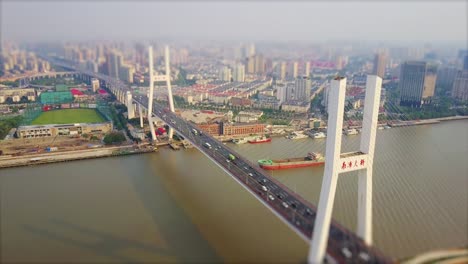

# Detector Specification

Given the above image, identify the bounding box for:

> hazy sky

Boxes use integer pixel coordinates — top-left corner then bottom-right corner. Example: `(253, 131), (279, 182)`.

(1, 1), (467, 44)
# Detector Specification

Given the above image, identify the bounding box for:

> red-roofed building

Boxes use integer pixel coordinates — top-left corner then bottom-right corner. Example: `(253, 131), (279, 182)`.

(70, 89), (84, 96)
(98, 89), (109, 95)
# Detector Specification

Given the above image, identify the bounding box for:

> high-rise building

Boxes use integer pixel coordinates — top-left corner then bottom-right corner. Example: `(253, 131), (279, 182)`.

(96, 44), (105, 63)
(422, 72), (437, 103)
(248, 43), (256, 57)
(276, 83), (287, 104)
(219, 66), (232, 82)
(457, 50), (468, 69)
(246, 56), (255, 74)
(119, 64), (135, 83)
(322, 84), (330, 108)
(436, 66), (458, 90)
(91, 78), (100, 93)
(399, 61), (429, 107)
(372, 53), (387, 78)
(264, 58), (273, 73)
(335, 56), (343, 70)
(86, 60), (99, 73)
(294, 76), (312, 101)
(233, 64), (245, 82)
(106, 51), (123, 79)
(286, 83), (295, 101)
(305, 62), (311, 77)
(254, 54), (265, 74)
(280, 61), (287, 80)
(292, 61), (299, 78)
(452, 70), (468, 101)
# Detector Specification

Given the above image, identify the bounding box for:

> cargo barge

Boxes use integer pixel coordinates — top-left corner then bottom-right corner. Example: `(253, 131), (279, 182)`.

(258, 152), (325, 170)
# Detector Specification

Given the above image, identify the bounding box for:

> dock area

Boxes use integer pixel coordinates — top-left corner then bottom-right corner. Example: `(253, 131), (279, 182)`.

(0, 145), (156, 169)
(389, 116), (468, 127)
(169, 142), (181, 150)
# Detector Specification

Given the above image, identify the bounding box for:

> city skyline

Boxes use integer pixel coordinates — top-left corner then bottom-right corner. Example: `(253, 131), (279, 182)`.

(1, 1), (467, 44)
(0, 2), (467, 263)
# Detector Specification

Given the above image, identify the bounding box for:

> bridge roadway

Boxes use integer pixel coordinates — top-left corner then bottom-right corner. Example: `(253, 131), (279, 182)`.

(43, 56), (392, 264)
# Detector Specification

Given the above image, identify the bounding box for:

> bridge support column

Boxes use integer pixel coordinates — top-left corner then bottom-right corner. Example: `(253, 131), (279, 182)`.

(357, 75), (381, 245)
(138, 104), (144, 128)
(126, 91), (135, 119)
(147, 46), (157, 142)
(165, 45), (175, 140)
(308, 75), (382, 263)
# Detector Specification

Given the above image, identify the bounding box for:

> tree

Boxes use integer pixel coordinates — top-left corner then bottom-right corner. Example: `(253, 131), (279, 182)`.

(0, 116), (23, 139)
(20, 96), (29, 104)
(103, 132), (126, 145)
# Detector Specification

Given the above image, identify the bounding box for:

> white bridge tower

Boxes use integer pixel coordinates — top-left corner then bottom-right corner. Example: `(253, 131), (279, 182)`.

(165, 45), (175, 140)
(308, 75), (382, 263)
(147, 46), (157, 141)
(147, 45), (176, 142)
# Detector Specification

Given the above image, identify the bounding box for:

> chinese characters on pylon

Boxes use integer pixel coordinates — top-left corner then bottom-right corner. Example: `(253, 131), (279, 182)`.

(341, 159), (365, 170)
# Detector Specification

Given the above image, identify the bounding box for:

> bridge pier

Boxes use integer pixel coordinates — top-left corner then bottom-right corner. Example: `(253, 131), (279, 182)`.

(138, 104), (144, 128)
(357, 75), (381, 244)
(126, 91), (135, 119)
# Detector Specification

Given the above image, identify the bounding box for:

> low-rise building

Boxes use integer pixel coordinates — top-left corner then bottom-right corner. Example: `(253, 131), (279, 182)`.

(235, 110), (263, 123)
(17, 122), (113, 139)
(230, 97), (252, 107)
(0, 88), (36, 103)
(196, 122), (266, 137)
(91, 78), (100, 92)
(197, 123), (221, 136)
(221, 122), (266, 136)
(282, 100), (310, 113)
(253, 94), (280, 110)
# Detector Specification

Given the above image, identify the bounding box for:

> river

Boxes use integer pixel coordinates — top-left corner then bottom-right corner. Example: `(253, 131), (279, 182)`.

(1, 120), (467, 262)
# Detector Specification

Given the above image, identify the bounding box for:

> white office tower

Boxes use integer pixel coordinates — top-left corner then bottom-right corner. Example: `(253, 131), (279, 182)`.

(248, 43), (256, 57)
(219, 66), (232, 82)
(280, 61), (287, 80)
(294, 76), (312, 101)
(305, 61), (311, 77)
(276, 83), (287, 104)
(292, 61), (299, 78)
(233, 64), (245, 82)
(91, 78), (100, 93)
(321, 84), (330, 109)
(308, 75), (382, 263)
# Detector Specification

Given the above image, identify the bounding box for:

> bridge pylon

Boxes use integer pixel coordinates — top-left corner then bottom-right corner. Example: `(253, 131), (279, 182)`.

(164, 45), (175, 141)
(147, 46), (157, 142)
(308, 75), (382, 263)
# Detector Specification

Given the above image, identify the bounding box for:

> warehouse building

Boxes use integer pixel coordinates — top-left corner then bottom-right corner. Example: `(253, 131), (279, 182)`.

(17, 122), (113, 139)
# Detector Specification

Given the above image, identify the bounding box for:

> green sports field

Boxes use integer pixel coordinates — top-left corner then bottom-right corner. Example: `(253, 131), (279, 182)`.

(31, 109), (105, 125)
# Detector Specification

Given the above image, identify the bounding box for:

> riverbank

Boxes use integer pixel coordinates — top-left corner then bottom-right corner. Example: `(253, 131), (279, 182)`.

(388, 116), (468, 127)
(0, 144), (156, 169)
